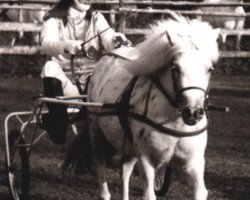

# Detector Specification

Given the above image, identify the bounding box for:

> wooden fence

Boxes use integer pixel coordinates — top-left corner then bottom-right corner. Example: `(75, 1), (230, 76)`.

(0, 0), (250, 58)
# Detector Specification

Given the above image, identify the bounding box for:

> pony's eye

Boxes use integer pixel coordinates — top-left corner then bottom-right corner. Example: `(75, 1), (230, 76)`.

(208, 67), (214, 73)
(172, 65), (181, 73)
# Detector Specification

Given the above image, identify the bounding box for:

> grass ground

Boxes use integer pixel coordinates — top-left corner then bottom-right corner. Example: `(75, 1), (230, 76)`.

(0, 75), (249, 200)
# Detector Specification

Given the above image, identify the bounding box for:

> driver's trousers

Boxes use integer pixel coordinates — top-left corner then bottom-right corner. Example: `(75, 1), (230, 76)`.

(41, 60), (81, 96)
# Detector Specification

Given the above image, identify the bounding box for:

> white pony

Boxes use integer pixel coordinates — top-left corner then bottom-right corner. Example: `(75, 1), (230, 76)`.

(87, 11), (220, 200)
(198, 0), (245, 49)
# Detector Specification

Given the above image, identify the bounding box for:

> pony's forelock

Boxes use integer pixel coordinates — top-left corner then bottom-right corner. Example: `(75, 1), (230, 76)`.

(189, 19), (220, 62)
(146, 17), (220, 63)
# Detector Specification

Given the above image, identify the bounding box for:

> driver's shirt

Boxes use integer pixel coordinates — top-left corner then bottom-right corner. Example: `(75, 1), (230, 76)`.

(40, 7), (117, 72)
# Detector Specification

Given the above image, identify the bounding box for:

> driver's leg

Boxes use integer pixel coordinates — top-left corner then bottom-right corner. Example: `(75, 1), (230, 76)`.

(41, 60), (79, 96)
(41, 60), (79, 144)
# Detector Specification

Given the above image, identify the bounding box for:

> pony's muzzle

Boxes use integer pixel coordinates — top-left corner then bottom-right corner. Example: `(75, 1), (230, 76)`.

(181, 107), (204, 126)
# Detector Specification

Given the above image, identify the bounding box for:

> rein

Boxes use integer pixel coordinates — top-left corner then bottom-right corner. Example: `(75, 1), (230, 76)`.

(89, 73), (209, 140)
(70, 56), (85, 94)
(88, 109), (208, 138)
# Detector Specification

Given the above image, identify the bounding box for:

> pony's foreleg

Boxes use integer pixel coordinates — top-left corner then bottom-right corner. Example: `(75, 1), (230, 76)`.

(184, 156), (208, 200)
(121, 157), (137, 200)
(140, 156), (156, 200)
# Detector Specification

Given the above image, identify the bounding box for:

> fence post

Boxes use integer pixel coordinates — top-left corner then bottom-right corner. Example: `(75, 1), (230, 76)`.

(118, 0), (126, 33)
(109, 1), (116, 26)
(18, 3), (24, 39)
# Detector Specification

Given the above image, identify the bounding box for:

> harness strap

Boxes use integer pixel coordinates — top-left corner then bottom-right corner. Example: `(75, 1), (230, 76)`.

(176, 86), (207, 105)
(116, 76), (139, 144)
(89, 109), (208, 137)
(171, 67), (179, 96)
(89, 74), (208, 139)
(151, 75), (179, 108)
(75, 80), (85, 95)
(70, 55), (90, 95)
(127, 111), (207, 137)
(143, 81), (154, 116)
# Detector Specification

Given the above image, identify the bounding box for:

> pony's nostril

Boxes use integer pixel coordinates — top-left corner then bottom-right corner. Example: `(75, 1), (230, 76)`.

(194, 108), (204, 119)
(181, 108), (192, 118)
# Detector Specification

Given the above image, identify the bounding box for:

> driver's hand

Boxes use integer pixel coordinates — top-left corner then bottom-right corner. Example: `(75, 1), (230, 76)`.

(113, 32), (132, 48)
(63, 40), (82, 54)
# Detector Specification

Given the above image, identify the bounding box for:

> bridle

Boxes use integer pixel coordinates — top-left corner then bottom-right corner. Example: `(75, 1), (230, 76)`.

(172, 66), (208, 109)
(151, 66), (209, 110)
(88, 34), (210, 140)
(160, 30), (209, 109)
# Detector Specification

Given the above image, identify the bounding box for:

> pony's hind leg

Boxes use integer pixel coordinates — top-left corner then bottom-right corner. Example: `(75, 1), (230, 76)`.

(96, 161), (111, 200)
(90, 123), (111, 200)
(139, 156), (156, 200)
(184, 156), (208, 200)
(121, 156), (137, 200)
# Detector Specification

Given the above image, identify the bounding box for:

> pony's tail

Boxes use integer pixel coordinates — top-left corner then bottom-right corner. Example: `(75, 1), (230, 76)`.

(61, 121), (93, 175)
(155, 165), (172, 197)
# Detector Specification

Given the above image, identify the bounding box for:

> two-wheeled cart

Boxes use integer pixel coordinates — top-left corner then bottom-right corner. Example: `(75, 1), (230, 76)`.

(4, 92), (172, 200)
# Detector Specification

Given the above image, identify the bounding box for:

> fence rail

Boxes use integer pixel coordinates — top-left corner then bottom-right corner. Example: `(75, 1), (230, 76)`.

(0, 22), (41, 32)
(0, 46), (39, 54)
(1, 0), (250, 6)
(0, 0), (250, 57)
(1, 46), (249, 58)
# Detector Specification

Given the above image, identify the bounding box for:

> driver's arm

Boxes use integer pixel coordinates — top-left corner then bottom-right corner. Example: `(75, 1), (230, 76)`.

(40, 18), (82, 56)
(94, 12), (131, 51)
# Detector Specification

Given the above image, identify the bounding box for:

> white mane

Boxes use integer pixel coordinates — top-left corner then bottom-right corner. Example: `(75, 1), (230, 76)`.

(146, 16), (220, 63)
(116, 13), (220, 75)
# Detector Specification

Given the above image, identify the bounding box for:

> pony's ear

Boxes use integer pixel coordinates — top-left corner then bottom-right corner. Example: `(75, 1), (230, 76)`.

(165, 10), (185, 23)
(213, 28), (221, 40)
(166, 31), (174, 46)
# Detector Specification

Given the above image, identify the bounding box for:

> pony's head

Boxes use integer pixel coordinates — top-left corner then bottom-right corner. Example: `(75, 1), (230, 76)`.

(155, 12), (220, 125)
(124, 11), (220, 126)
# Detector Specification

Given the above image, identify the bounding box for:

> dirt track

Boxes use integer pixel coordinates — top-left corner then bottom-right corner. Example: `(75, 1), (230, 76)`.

(0, 76), (249, 200)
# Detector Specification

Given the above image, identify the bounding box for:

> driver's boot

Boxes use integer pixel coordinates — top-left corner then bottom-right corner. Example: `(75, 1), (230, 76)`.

(42, 77), (68, 144)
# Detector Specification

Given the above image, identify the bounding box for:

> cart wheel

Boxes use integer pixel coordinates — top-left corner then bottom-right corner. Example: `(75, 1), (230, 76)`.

(154, 165), (172, 197)
(6, 129), (30, 200)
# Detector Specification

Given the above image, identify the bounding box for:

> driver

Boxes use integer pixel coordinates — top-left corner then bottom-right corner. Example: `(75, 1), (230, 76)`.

(40, 0), (131, 144)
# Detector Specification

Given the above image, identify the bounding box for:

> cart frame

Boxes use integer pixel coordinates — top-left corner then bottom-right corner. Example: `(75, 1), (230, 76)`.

(4, 92), (193, 200)
(4, 94), (107, 200)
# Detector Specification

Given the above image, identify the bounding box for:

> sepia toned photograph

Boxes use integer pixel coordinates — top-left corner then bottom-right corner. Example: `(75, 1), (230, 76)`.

(0, 0), (249, 199)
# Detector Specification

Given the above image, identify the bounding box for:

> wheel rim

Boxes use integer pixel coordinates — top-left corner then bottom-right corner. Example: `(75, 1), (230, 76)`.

(8, 150), (25, 200)
(7, 130), (30, 200)
(9, 172), (21, 200)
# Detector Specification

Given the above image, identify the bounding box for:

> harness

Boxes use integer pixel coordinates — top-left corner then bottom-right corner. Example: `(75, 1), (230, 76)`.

(89, 67), (209, 144)
(67, 12), (209, 142)
(116, 76), (138, 144)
